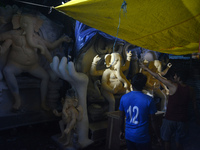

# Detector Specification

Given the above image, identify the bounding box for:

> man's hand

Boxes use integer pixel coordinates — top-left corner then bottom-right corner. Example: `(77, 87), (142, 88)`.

(157, 137), (163, 147)
(139, 62), (148, 71)
(119, 131), (125, 140)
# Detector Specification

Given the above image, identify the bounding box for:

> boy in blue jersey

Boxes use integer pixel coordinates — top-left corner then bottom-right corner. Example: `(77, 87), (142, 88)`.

(119, 73), (162, 150)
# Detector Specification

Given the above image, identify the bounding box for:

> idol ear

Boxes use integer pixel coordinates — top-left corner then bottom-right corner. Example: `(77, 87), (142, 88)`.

(105, 54), (111, 67)
(12, 14), (21, 29)
(34, 16), (43, 32)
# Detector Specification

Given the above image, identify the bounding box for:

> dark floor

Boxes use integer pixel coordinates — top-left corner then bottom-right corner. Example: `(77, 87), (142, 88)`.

(0, 121), (60, 150)
(0, 119), (200, 150)
(177, 120), (200, 150)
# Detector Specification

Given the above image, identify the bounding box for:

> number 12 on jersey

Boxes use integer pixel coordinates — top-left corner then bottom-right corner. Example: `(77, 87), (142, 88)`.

(127, 106), (139, 124)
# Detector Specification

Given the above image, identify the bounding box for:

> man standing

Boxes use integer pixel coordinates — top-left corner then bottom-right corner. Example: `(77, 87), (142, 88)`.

(140, 63), (200, 150)
(119, 73), (161, 150)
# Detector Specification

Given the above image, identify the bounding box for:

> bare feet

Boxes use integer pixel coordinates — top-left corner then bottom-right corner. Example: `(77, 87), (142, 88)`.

(12, 93), (21, 112)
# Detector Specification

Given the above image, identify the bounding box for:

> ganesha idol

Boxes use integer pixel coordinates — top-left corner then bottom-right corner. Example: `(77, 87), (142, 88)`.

(0, 12), (71, 111)
(90, 51), (132, 111)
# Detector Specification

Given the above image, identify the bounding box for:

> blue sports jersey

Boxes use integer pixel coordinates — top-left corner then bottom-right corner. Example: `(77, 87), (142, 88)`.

(119, 91), (157, 143)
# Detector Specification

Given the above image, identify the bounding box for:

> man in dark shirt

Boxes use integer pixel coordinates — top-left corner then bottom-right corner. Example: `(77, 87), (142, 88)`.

(140, 63), (200, 150)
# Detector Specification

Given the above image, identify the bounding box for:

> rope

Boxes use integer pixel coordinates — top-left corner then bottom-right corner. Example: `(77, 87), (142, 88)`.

(14, 0), (54, 14)
(112, 0), (127, 52)
(14, 0), (127, 48)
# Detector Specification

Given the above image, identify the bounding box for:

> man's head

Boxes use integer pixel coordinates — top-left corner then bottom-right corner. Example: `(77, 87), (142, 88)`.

(131, 73), (147, 91)
(165, 65), (189, 83)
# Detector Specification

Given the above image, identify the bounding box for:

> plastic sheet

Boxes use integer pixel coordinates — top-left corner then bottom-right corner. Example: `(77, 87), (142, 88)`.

(56, 0), (200, 55)
(75, 21), (124, 52)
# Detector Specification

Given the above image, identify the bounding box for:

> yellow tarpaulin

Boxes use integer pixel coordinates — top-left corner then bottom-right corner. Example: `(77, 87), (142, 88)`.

(55, 0), (200, 55)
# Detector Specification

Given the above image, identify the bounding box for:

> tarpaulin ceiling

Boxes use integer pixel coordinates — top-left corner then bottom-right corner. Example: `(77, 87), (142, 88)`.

(55, 0), (200, 55)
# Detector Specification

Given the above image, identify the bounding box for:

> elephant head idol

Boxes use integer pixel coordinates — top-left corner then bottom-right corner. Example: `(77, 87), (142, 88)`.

(50, 56), (93, 148)
(0, 13), (71, 111)
(140, 59), (172, 111)
(90, 51), (132, 111)
(53, 92), (83, 147)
